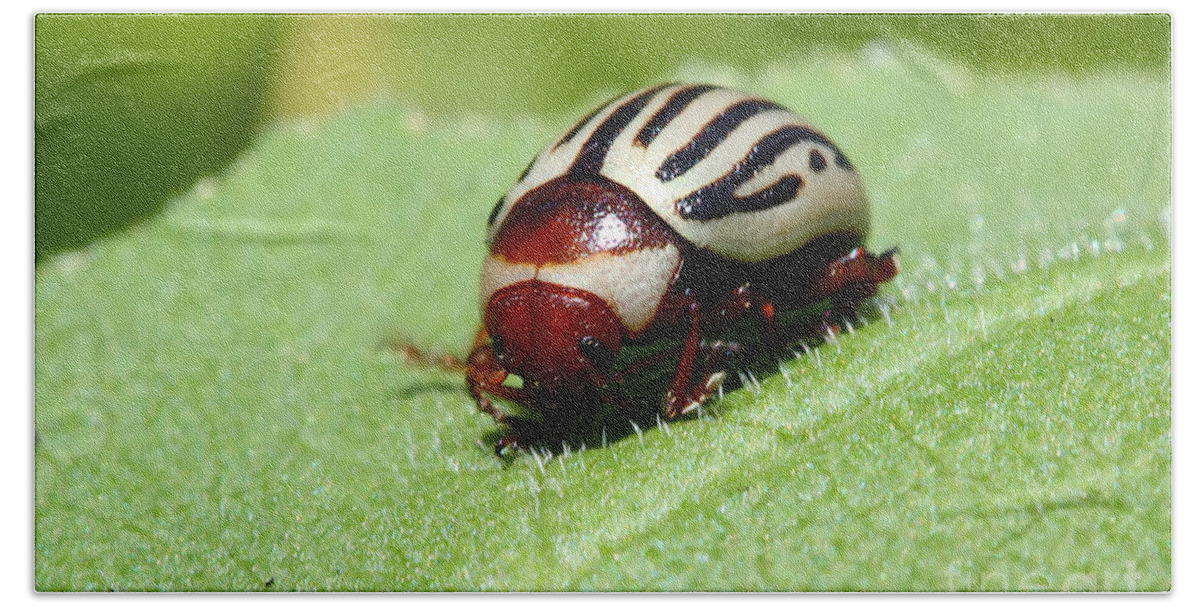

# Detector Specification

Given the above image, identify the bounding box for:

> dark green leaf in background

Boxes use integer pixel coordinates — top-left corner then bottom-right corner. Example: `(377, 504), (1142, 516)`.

(34, 14), (282, 260)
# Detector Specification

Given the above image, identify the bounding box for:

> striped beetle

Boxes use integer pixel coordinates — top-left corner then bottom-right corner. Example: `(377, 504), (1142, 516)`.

(407, 84), (897, 453)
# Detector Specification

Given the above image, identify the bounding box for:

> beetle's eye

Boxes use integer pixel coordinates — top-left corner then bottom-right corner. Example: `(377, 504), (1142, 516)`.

(578, 336), (615, 371)
(490, 336), (505, 360)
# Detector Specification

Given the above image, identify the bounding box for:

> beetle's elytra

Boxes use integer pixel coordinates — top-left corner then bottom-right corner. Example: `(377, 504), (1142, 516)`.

(406, 84), (898, 453)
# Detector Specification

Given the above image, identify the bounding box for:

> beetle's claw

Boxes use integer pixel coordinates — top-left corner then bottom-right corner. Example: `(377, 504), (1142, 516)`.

(705, 370), (728, 392)
(668, 370), (728, 417)
(495, 432), (526, 456)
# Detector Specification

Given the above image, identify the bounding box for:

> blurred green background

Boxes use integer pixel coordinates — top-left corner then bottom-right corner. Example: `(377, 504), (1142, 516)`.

(35, 13), (1169, 260)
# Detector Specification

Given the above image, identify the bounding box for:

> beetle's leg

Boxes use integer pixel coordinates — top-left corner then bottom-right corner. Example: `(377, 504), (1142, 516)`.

(494, 432), (526, 455)
(492, 414), (551, 455)
(463, 339), (528, 423)
(610, 347), (683, 382)
(707, 283), (781, 350)
(662, 297), (729, 418)
(460, 327), (531, 424)
(812, 246), (899, 316)
(662, 297), (701, 418)
(393, 328), (522, 421)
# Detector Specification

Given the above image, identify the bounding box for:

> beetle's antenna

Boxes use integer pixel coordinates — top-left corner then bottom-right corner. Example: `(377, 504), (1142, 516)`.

(391, 340), (468, 372)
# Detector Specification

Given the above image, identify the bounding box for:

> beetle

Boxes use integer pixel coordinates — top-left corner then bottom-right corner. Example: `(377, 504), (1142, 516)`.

(405, 84), (897, 454)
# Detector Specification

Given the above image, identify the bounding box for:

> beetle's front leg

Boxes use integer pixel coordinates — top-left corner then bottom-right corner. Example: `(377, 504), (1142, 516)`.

(463, 335), (526, 424)
(465, 343), (542, 456)
(394, 328), (526, 422)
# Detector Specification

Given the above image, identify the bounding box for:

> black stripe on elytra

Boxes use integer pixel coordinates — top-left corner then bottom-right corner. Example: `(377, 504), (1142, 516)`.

(569, 85), (670, 175)
(516, 156), (536, 182)
(634, 84), (717, 147)
(486, 195), (505, 227)
(552, 94), (618, 151)
(809, 149), (827, 172)
(676, 125), (852, 221)
(655, 98), (786, 182)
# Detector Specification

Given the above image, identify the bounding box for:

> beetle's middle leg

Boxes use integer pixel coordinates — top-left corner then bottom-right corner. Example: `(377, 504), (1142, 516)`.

(705, 283), (783, 351)
(659, 296), (729, 418)
(653, 282), (792, 418)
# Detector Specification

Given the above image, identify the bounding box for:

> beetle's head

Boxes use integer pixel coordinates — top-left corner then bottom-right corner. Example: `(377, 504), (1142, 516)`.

(484, 281), (623, 398)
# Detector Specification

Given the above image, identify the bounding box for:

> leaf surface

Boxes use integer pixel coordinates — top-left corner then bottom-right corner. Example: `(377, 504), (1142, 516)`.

(35, 44), (1170, 591)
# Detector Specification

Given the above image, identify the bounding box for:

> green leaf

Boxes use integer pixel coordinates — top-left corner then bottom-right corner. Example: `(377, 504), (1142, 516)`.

(34, 14), (282, 260)
(35, 42), (1169, 591)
